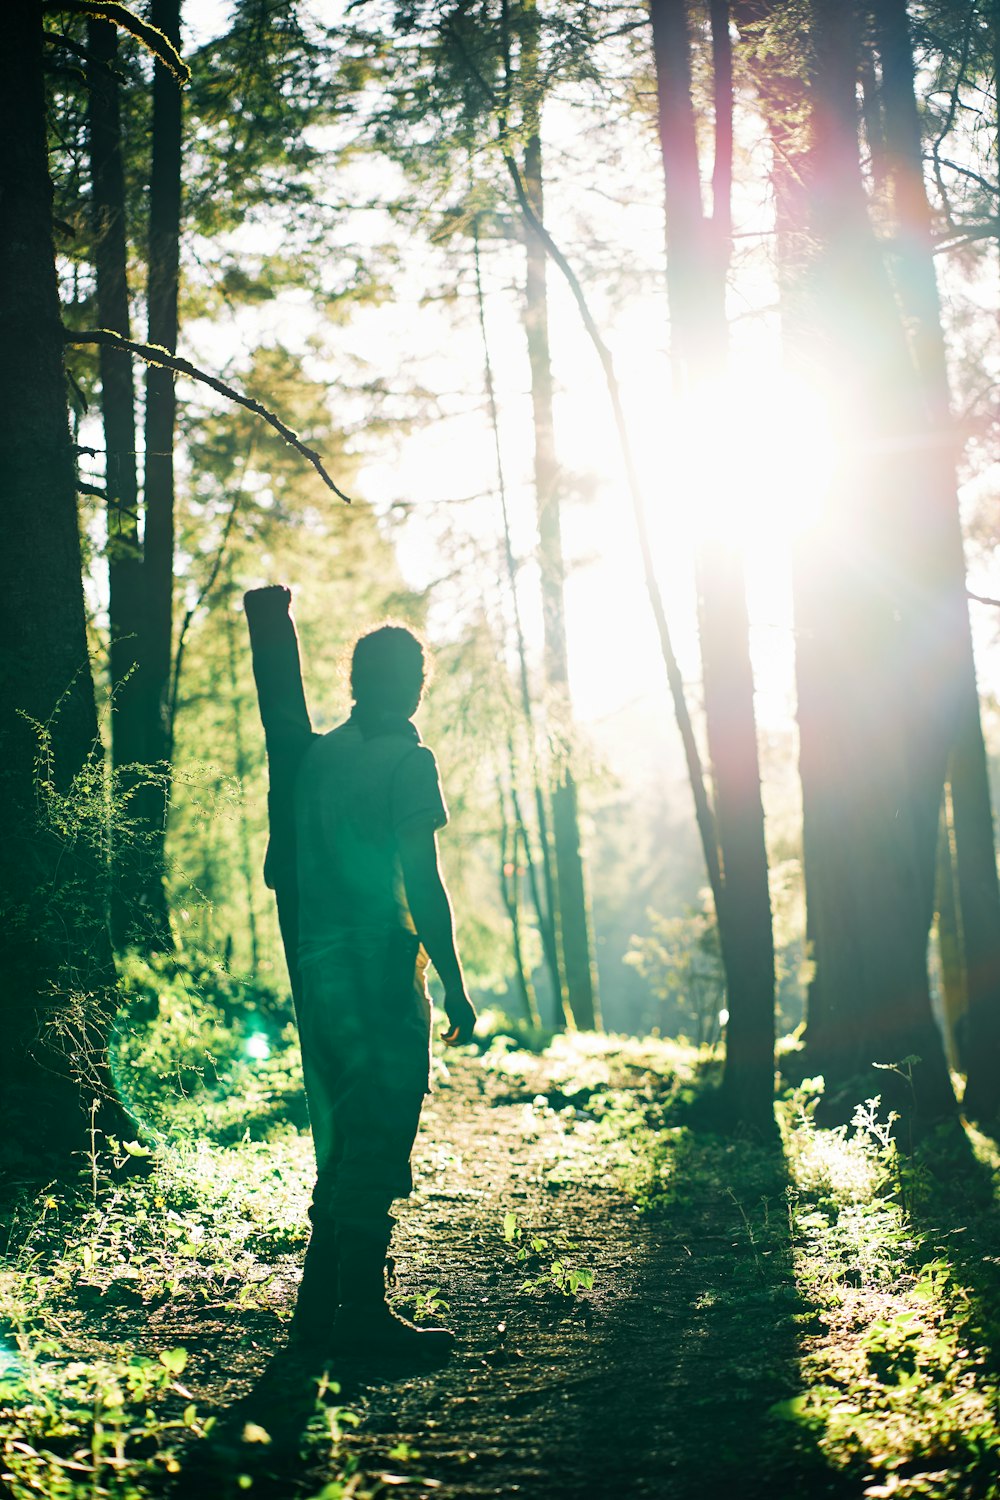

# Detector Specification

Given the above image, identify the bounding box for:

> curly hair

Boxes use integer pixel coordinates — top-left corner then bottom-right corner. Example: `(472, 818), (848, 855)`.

(350, 624), (426, 715)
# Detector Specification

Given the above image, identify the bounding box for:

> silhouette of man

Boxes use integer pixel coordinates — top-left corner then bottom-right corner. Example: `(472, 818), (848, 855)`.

(289, 624), (476, 1357)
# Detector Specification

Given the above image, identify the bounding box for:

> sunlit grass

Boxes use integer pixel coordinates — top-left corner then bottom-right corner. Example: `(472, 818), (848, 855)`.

(4, 1018), (1000, 1498)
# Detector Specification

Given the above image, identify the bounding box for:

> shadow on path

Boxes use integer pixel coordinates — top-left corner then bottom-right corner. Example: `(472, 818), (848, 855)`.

(524, 1126), (855, 1500)
(167, 1064), (861, 1500)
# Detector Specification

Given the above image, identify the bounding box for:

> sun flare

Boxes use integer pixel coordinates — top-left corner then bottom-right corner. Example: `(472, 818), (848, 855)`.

(666, 370), (836, 552)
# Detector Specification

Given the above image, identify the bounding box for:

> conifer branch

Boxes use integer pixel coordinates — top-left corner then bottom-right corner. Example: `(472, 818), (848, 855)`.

(42, 0), (190, 83)
(64, 329), (353, 502)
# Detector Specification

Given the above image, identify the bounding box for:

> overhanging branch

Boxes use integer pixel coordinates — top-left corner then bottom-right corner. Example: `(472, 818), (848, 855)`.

(42, 0), (190, 83)
(64, 329), (352, 502)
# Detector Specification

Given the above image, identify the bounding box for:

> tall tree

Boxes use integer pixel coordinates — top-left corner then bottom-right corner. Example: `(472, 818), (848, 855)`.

(871, 0), (1000, 1121)
(86, 13), (149, 946)
(733, 0), (955, 1118)
(513, 0), (600, 1030)
(138, 0), (184, 947)
(0, 2), (125, 1160)
(650, 0), (776, 1128)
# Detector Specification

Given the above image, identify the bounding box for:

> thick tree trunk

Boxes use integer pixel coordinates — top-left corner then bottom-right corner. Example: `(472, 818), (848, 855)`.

(732, 0), (955, 1119)
(0, 4), (126, 1161)
(805, 0), (954, 1115)
(139, 0), (184, 946)
(873, 0), (1000, 1121)
(950, 713), (1000, 1115)
(519, 13), (599, 1030)
(650, 0), (776, 1129)
(87, 16), (149, 947)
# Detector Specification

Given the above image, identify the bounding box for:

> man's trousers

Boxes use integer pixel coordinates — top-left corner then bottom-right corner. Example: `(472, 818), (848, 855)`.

(297, 927), (432, 1238)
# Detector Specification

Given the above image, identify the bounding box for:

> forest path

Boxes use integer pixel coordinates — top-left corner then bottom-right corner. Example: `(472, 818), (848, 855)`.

(170, 1043), (850, 1500)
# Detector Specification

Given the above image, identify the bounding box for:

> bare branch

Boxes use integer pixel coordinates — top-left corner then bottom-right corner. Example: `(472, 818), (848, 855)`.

(934, 220), (1000, 253)
(42, 0), (190, 83)
(968, 590), (1000, 609)
(934, 156), (1000, 200)
(64, 329), (353, 502)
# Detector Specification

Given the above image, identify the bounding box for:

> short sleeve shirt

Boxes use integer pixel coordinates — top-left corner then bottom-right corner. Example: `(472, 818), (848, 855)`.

(294, 717), (448, 955)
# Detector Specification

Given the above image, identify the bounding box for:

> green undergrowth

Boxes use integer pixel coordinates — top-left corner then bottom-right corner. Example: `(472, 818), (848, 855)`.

(0, 948), (351, 1500)
(0, 1128), (319, 1498)
(5, 1006), (1000, 1499)
(114, 949), (307, 1143)
(601, 1060), (1000, 1499)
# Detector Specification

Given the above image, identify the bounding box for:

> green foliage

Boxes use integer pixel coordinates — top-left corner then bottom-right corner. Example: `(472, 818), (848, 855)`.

(501, 1211), (595, 1298)
(604, 1063), (1000, 1496)
(0, 1339), (210, 1499)
(113, 946), (304, 1141)
(624, 899), (725, 1046)
(0, 1125), (315, 1496)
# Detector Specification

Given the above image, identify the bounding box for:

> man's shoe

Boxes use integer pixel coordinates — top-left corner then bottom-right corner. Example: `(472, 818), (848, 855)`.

(329, 1299), (455, 1358)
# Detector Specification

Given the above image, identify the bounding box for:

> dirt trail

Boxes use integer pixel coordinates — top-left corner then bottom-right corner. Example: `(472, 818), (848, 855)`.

(161, 1048), (853, 1500)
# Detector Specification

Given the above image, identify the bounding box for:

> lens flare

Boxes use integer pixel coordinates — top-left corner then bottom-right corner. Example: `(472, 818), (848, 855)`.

(671, 370), (835, 549)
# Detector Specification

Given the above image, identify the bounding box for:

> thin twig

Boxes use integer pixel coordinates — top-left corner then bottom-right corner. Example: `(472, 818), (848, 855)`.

(64, 329), (352, 502)
(968, 590), (1000, 608)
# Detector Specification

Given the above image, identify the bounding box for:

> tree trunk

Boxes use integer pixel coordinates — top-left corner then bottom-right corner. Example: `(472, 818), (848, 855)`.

(87, 16), (149, 947)
(498, 776), (542, 1027)
(650, 0), (776, 1129)
(473, 218), (567, 1023)
(0, 3), (126, 1162)
(519, 7), (599, 1030)
(138, 0), (184, 947)
(732, 0), (955, 1120)
(873, 0), (1000, 1121)
(805, 0), (954, 1115)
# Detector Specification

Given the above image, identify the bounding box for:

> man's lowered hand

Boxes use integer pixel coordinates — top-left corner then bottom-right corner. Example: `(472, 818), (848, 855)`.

(442, 989), (477, 1047)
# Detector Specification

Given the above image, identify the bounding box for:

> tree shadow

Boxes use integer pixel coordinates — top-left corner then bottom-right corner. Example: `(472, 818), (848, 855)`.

(907, 1116), (1000, 1368)
(542, 1120), (858, 1500)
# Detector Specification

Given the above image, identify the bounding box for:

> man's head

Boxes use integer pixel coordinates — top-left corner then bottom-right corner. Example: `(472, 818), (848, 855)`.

(351, 624), (426, 718)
